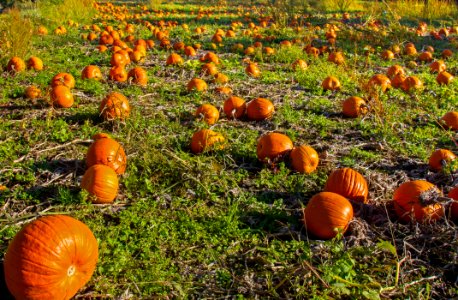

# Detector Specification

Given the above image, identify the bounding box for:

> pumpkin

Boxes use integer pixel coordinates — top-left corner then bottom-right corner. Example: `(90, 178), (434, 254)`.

(441, 111), (458, 130)
(116, 50), (131, 65)
(109, 66), (128, 82)
(393, 180), (444, 223)
(245, 63), (261, 78)
(429, 60), (446, 73)
(328, 52), (345, 65)
(86, 133), (127, 174)
(447, 186), (458, 221)
(99, 92), (130, 121)
(166, 53), (184, 65)
(305, 46), (320, 57)
(215, 86), (233, 96)
(190, 129), (225, 154)
(6, 57), (26, 73)
(224, 96), (246, 119)
(368, 74), (391, 92)
(303, 192), (353, 239)
(418, 51), (433, 62)
(195, 103), (220, 125)
(81, 164), (119, 203)
(256, 132), (293, 163)
(391, 74), (406, 89)
(442, 49), (453, 59)
(129, 50), (144, 63)
(50, 86), (74, 108)
(381, 50), (394, 60)
(342, 96), (367, 118)
(322, 76), (341, 91)
(199, 52), (219, 64)
(51, 73), (75, 89)
(184, 75), (208, 92)
(127, 67), (148, 86)
(213, 73), (229, 84)
(82, 65), (102, 80)
(184, 46), (196, 56)
(428, 149), (456, 171)
(292, 59), (307, 71)
(110, 52), (127, 67)
(201, 62), (218, 76)
(436, 71), (454, 85)
(290, 145), (319, 174)
(246, 98), (274, 121)
(386, 65), (404, 79)
(4, 215), (98, 300)
(25, 86), (41, 100)
(173, 41), (185, 51)
(37, 25), (48, 35)
(404, 44), (417, 56)
(401, 76), (423, 92)
(324, 168), (369, 203)
(27, 56), (43, 71)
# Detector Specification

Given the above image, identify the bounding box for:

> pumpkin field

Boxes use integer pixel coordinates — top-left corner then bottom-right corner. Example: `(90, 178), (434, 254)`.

(1, 0), (458, 298)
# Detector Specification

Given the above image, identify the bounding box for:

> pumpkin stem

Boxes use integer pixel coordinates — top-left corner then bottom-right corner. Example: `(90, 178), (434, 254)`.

(418, 188), (442, 206)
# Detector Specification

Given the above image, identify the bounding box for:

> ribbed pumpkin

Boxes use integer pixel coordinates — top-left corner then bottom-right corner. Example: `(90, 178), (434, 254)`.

(184, 46), (196, 56)
(81, 164), (119, 203)
(441, 111), (458, 130)
(292, 59), (308, 71)
(368, 74), (391, 92)
(4, 215), (98, 300)
(127, 67), (148, 86)
(27, 56), (43, 71)
(428, 149), (456, 171)
(99, 92), (130, 121)
(6, 56), (26, 73)
(109, 66), (128, 82)
(51, 73), (75, 89)
(187, 78), (207, 92)
(199, 52), (219, 64)
(393, 180), (444, 222)
(246, 98), (274, 121)
(256, 132), (293, 163)
(436, 71), (454, 85)
(391, 74), (406, 89)
(86, 133), (127, 175)
(290, 145), (319, 174)
(328, 52), (345, 65)
(381, 50), (395, 60)
(429, 60), (446, 73)
(25, 86), (41, 100)
(303, 192), (354, 239)
(342, 96), (367, 118)
(401, 76), (423, 92)
(201, 62), (218, 76)
(81, 65), (102, 80)
(195, 103), (220, 125)
(166, 53), (184, 65)
(321, 76), (341, 91)
(50, 85), (74, 108)
(418, 51), (433, 62)
(245, 63), (261, 78)
(224, 96), (246, 119)
(386, 65), (404, 79)
(324, 168), (369, 203)
(190, 129), (225, 154)
(447, 186), (458, 221)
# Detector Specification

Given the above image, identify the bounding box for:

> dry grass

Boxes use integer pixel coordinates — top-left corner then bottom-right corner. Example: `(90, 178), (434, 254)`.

(375, 0), (458, 22)
(37, 0), (95, 25)
(0, 8), (34, 67)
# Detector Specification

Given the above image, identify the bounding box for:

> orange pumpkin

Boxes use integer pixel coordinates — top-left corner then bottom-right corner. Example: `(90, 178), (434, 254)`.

(109, 66), (128, 82)
(303, 192), (354, 239)
(401, 76), (423, 92)
(4, 215), (98, 300)
(328, 52), (345, 65)
(50, 85), (74, 108)
(292, 59), (308, 71)
(81, 65), (102, 80)
(201, 62), (218, 76)
(290, 145), (319, 174)
(6, 57), (26, 73)
(436, 71), (454, 85)
(99, 92), (130, 121)
(166, 53), (184, 65)
(199, 52), (219, 64)
(324, 168), (369, 203)
(37, 25), (48, 35)
(404, 44), (417, 56)
(442, 49), (453, 59)
(195, 103), (220, 125)
(215, 86), (233, 96)
(342, 96), (367, 118)
(184, 46), (197, 56)
(25, 86), (41, 100)
(428, 149), (456, 171)
(386, 65), (404, 79)
(418, 51), (433, 62)
(127, 67), (148, 86)
(391, 74), (406, 89)
(86, 133), (127, 174)
(187, 78), (207, 92)
(110, 52), (127, 67)
(246, 98), (274, 121)
(256, 132), (293, 163)
(368, 74), (391, 92)
(381, 50), (394, 60)
(224, 96), (246, 119)
(322, 76), (341, 91)
(27, 56), (43, 71)
(213, 73), (229, 84)
(447, 186), (458, 221)
(429, 60), (446, 73)
(81, 164), (119, 203)
(441, 111), (458, 130)
(51, 72), (75, 89)
(245, 63), (261, 78)
(190, 129), (225, 154)
(393, 180), (444, 223)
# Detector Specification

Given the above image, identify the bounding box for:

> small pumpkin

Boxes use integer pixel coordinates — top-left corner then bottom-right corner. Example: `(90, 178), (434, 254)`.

(201, 62), (218, 76)
(245, 63), (261, 78)
(184, 46), (196, 56)
(386, 65), (404, 79)
(342, 96), (367, 118)
(86, 133), (127, 174)
(429, 60), (446, 73)
(187, 78), (207, 92)
(322, 76), (341, 91)
(328, 52), (345, 65)
(436, 71), (454, 85)
(447, 186), (458, 221)
(246, 98), (274, 121)
(82, 65), (102, 80)
(99, 92), (130, 121)
(290, 145), (319, 174)
(81, 164), (119, 204)
(109, 66), (128, 82)
(27, 56), (43, 71)
(199, 52), (219, 64)
(190, 129), (225, 154)
(418, 51), (433, 62)
(381, 50), (394, 60)
(393, 180), (444, 223)
(303, 192), (354, 239)
(391, 74), (406, 89)
(25, 86), (41, 100)
(6, 57), (26, 73)
(256, 132), (293, 163)
(428, 149), (456, 171)
(195, 103), (220, 125)
(166, 53), (184, 65)
(401, 76), (423, 92)
(292, 59), (308, 71)
(127, 67), (148, 86)
(213, 73), (229, 84)
(50, 85), (74, 108)
(224, 96), (246, 119)
(441, 111), (458, 130)
(51, 72), (75, 89)
(442, 49), (453, 59)
(324, 168), (369, 203)
(368, 74), (391, 92)
(4, 215), (98, 300)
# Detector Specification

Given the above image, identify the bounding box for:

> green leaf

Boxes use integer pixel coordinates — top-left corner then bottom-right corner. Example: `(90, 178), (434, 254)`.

(376, 240), (397, 256)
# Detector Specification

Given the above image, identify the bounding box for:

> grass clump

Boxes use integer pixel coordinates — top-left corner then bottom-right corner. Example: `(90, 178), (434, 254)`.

(36, 0), (95, 25)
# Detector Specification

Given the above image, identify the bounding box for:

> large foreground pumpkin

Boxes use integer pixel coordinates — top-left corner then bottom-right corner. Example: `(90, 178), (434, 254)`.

(303, 192), (354, 239)
(4, 215), (98, 300)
